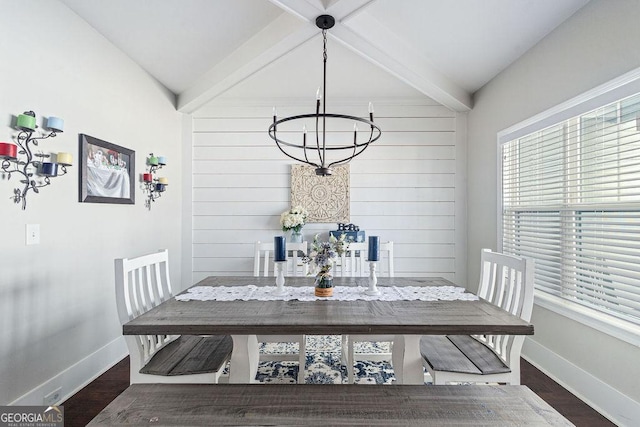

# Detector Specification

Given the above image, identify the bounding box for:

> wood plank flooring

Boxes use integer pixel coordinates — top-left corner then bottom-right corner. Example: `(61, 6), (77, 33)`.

(62, 357), (615, 427)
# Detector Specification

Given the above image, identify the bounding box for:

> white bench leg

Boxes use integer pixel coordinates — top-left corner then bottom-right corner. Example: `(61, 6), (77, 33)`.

(229, 334), (259, 383)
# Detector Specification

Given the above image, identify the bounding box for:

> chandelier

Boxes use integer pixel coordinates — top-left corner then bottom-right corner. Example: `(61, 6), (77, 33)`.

(268, 15), (381, 176)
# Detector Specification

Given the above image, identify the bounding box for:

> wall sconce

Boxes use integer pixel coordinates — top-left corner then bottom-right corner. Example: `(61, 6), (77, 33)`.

(142, 153), (167, 210)
(1, 111), (72, 210)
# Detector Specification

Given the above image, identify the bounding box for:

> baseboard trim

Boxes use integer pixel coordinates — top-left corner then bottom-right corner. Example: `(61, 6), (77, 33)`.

(10, 336), (128, 406)
(523, 338), (639, 426)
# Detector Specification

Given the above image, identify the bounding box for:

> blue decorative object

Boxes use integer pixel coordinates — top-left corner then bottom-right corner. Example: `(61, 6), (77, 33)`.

(274, 236), (286, 261)
(368, 236), (380, 261)
(331, 223), (365, 242)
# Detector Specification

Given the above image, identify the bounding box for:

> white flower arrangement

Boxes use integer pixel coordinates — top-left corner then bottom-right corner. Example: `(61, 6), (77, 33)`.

(280, 205), (308, 232)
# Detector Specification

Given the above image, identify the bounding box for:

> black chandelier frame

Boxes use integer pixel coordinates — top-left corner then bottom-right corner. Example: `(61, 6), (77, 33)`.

(268, 14), (381, 176)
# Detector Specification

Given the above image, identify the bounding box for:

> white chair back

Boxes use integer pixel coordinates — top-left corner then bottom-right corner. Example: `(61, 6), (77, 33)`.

(338, 240), (394, 278)
(115, 249), (231, 384)
(115, 250), (176, 376)
(253, 241), (308, 277)
(476, 248), (534, 369)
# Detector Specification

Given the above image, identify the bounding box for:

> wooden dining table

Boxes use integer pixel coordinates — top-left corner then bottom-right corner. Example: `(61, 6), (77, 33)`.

(123, 276), (534, 384)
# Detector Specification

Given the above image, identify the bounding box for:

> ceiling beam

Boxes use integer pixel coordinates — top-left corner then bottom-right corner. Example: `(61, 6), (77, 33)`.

(179, 0), (471, 113)
(177, 13), (316, 113)
(332, 16), (472, 111)
(270, 0), (472, 111)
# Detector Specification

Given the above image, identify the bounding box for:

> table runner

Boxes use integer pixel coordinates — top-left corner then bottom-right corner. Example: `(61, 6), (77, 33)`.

(175, 284), (479, 302)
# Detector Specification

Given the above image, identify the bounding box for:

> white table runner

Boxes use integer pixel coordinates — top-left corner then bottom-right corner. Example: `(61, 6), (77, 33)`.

(175, 285), (479, 302)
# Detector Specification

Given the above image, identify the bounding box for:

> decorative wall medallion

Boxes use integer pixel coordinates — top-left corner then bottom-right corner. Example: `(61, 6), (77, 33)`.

(291, 164), (349, 223)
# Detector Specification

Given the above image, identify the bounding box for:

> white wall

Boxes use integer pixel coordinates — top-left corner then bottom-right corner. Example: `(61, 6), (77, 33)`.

(186, 34), (468, 284)
(190, 99), (466, 283)
(467, 0), (640, 424)
(0, 0), (182, 405)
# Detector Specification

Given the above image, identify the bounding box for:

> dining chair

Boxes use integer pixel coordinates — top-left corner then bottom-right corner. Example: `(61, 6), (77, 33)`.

(253, 240), (308, 384)
(253, 241), (308, 277)
(420, 248), (534, 385)
(340, 241), (395, 383)
(114, 249), (233, 384)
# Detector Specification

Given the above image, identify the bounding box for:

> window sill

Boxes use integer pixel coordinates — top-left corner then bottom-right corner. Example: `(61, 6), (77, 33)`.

(534, 290), (640, 348)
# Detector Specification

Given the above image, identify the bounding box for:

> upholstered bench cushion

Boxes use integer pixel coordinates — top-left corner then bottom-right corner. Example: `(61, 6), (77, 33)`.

(420, 335), (510, 375)
(140, 335), (233, 376)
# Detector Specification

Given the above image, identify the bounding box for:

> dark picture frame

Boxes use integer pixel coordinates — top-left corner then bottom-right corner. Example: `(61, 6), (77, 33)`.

(79, 134), (135, 204)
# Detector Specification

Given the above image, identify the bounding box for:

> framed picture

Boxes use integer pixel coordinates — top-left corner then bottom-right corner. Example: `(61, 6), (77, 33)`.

(79, 134), (135, 204)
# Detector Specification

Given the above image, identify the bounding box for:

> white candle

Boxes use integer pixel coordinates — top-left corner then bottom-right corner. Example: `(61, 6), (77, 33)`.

(316, 87), (322, 100)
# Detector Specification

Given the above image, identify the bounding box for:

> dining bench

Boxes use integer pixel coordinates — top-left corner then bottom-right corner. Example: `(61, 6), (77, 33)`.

(87, 383), (573, 426)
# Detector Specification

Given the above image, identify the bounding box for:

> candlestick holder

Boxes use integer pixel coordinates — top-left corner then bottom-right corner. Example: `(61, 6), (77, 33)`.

(365, 261), (381, 296)
(142, 153), (168, 210)
(1, 111), (71, 210)
(272, 261), (288, 296)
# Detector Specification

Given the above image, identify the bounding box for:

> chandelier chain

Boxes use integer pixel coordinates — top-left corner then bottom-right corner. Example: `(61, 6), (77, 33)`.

(322, 28), (328, 63)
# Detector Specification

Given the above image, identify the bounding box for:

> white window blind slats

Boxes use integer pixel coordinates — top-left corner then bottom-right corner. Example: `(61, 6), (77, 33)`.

(501, 92), (640, 327)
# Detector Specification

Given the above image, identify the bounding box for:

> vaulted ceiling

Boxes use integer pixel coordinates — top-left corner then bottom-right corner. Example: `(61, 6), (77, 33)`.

(58, 0), (590, 112)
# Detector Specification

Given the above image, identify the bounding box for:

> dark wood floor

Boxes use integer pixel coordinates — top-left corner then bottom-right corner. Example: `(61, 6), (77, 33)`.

(63, 357), (614, 427)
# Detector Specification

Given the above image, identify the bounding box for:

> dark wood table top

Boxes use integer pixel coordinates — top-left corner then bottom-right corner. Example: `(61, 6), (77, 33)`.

(123, 276), (534, 336)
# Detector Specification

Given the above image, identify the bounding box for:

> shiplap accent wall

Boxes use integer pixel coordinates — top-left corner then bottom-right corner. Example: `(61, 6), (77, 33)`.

(190, 98), (464, 283)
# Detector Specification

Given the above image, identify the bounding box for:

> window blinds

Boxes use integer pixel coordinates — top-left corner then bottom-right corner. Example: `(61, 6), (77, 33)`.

(501, 93), (640, 326)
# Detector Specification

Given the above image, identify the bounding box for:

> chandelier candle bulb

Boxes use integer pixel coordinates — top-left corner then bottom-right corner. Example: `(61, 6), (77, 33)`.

(274, 236), (286, 262)
(272, 107), (277, 131)
(316, 87), (321, 100)
(46, 116), (64, 132)
(56, 152), (72, 165)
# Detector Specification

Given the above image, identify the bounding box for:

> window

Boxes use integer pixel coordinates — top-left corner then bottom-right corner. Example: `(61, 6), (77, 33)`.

(500, 87), (640, 341)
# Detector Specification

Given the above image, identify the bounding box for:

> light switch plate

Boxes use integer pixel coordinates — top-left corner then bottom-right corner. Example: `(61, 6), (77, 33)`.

(26, 224), (40, 245)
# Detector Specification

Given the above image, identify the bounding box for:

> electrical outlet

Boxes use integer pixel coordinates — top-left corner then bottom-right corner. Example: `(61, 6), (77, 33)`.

(26, 224), (40, 245)
(43, 387), (62, 406)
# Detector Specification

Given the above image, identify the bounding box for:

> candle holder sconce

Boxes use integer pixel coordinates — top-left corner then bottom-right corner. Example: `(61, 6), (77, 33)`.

(1, 111), (72, 210)
(142, 153), (168, 210)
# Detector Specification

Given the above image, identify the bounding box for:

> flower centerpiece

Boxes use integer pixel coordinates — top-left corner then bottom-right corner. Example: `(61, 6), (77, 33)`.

(280, 205), (308, 243)
(304, 233), (349, 297)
